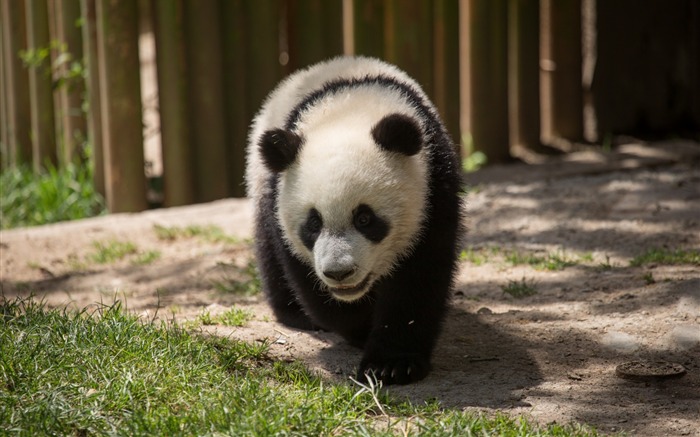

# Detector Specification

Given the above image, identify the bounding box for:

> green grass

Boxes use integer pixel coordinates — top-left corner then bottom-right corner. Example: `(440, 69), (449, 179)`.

(502, 277), (539, 298)
(630, 247), (700, 266)
(187, 306), (253, 328)
(89, 240), (139, 264)
(504, 250), (577, 271)
(153, 224), (241, 245)
(213, 260), (262, 296)
(0, 163), (105, 229)
(81, 239), (160, 267)
(0, 298), (600, 437)
(132, 250), (162, 266)
(460, 246), (584, 271)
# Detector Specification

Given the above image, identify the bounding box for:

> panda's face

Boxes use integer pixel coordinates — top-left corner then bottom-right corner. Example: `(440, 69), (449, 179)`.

(260, 111), (429, 302)
(296, 203), (391, 301)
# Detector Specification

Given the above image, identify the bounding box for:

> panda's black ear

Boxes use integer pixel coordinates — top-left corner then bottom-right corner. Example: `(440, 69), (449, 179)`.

(371, 113), (423, 156)
(259, 128), (303, 172)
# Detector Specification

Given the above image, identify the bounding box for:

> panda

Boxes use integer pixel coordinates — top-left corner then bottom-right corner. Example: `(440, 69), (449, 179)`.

(246, 56), (463, 385)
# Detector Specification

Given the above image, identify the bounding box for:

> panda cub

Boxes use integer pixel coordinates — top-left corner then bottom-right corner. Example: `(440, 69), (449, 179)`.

(247, 56), (462, 385)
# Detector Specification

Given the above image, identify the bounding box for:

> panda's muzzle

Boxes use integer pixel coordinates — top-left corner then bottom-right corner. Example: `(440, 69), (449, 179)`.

(327, 275), (372, 301)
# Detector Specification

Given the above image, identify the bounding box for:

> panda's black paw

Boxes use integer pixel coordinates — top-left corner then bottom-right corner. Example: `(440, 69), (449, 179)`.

(357, 352), (430, 385)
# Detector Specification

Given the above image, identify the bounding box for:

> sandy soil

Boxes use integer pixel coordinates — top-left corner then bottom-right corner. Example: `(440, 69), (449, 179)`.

(2, 140), (699, 436)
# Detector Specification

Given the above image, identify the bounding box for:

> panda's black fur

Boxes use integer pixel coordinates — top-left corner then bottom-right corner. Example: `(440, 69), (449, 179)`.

(248, 57), (463, 385)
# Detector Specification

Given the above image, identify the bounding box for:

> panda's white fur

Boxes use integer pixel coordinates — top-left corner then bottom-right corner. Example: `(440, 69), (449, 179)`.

(247, 56), (428, 203)
(248, 57), (430, 300)
(246, 56), (462, 385)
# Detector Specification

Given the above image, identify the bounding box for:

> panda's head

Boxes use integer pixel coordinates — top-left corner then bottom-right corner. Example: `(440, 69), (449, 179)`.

(259, 112), (429, 302)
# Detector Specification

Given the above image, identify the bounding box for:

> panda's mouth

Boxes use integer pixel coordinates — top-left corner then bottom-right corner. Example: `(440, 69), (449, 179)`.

(328, 275), (372, 301)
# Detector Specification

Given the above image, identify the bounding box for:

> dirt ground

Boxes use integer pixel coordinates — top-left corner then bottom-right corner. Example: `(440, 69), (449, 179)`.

(2, 139), (699, 436)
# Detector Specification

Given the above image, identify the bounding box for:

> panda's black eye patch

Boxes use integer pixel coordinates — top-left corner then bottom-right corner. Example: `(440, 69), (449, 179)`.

(353, 204), (389, 243)
(300, 208), (323, 250)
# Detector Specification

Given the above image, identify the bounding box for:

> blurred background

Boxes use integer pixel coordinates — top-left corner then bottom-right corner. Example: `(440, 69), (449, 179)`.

(1, 0), (698, 215)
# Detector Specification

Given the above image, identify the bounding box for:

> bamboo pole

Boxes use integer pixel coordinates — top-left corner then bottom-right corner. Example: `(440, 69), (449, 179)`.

(1, 0), (32, 166)
(287, 0), (343, 71)
(245, 1), (283, 123)
(55, 0), (87, 163)
(384, 0), (434, 98)
(183, 0), (228, 203)
(80, 0), (104, 197)
(0, 1), (10, 168)
(352, 0), (384, 58)
(433, 0), (461, 148)
(462, 0), (510, 162)
(221, 0), (249, 198)
(508, 0), (541, 155)
(96, 0), (147, 212)
(540, 0), (582, 144)
(152, 0), (194, 206)
(26, 0), (58, 171)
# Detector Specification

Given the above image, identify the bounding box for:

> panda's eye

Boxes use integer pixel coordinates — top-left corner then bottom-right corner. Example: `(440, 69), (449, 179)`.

(306, 215), (323, 232)
(300, 208), (323, 251)
(354, 210), (372, 228)
(353, 204), (390, 243)
(307, 210), (323, 233)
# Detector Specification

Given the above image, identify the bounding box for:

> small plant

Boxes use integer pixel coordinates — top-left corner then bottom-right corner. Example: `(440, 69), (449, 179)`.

(578, 252), (594, 263)
(153, 224), (240, 245)
(597, 254), (615, 270)
(502, 277), (538, 298)
(89, 240), (138, 264)
(504, 249), (577, 271)
(213, 261), (261, 296)
(132, 250), (161, 266)
(189, 307), (252, 328)
(0, 163), (105, 229)
(630, 248), (700, 267)
(642, 272), (656, 285)
(459, 247), (488, 266)
(462, 134), (488, 173)
(20, 39), (86, 91)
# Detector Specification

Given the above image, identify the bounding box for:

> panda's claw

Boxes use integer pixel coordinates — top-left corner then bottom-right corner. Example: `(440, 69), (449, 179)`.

(358, 352), (430, 385)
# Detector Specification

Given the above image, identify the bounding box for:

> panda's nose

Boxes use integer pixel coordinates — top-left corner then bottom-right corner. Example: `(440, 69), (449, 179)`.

(323, 268), (355, 282)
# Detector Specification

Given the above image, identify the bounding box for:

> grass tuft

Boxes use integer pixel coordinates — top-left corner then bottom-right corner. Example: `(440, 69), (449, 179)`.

(153, 224), (241, 245)
(630, 247), (700, 267)
(89, 240), (138, 264)
(505, 249), (577, 271)
(0, 163), (105, 229)
(187, 306), (253, 328)
(502, 277), (539, 298)
(213, 261), (262, 296)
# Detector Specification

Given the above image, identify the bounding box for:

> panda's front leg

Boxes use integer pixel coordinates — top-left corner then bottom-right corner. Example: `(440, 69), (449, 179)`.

(357, 267), (451, 385)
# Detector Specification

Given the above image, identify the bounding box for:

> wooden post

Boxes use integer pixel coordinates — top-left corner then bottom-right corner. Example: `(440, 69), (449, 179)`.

(384, 0), (434, 98)
(80, 0), (105, 197)
(462, 0), (510, 162)
(433, 0), (461, 148)
(286, 0), (343, 71)
(1, 0), (32, 166)
(221, 0), (250, 198)
(352, 0), (385, 58)
(540, 0), (582, 144)
(26, 0), (58, 171)
(55, 0), (87, 163)
(508, 0), (541, 155)
(245, 1), (284, 124)
(183, 0), (228, 203)
(152, 0), (194, 206)
(0, 1), (10, 167)
(96, 0), (147, 212)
